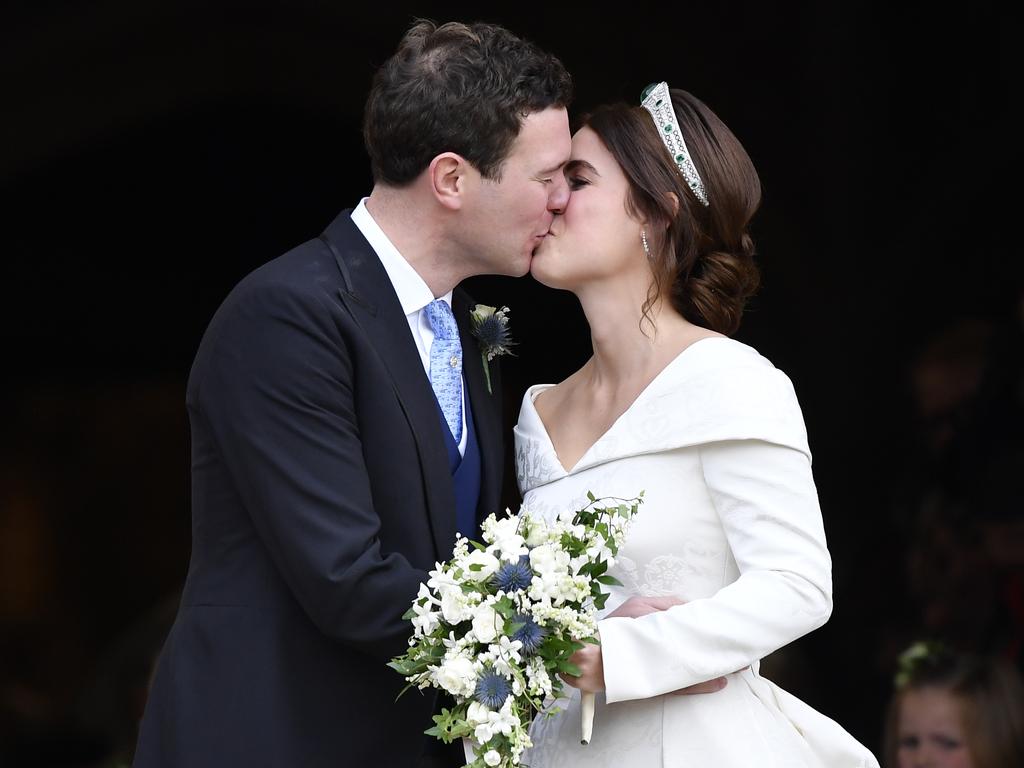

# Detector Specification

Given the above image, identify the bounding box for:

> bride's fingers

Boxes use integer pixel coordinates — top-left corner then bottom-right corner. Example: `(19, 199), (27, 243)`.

(641, 596), (685, 611)
(669, 677), (727, 695)
(606, 595), (686, 619)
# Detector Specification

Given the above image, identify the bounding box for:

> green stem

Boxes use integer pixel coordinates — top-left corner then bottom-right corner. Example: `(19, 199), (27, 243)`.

(481, 353), (492, 394)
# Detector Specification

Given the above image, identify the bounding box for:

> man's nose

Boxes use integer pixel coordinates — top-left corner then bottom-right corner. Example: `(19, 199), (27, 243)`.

(548, 174), (570, 214)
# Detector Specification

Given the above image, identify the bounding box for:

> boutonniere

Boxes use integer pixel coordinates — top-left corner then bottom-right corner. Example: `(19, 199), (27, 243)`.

(469, 304), (514, 394)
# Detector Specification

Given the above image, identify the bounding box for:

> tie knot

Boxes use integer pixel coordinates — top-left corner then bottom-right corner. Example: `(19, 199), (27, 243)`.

(425, 299), (459, 340)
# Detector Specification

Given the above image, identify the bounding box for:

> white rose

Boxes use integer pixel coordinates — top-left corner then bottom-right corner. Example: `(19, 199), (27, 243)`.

(472, 604), (501, 644)
(440, 588), (472, 624)
(484, 750), (502, 766)
(467, 700), (490, 725)
(462, 550), (501, 582)
(434, 655), (476, 697)
(523, 518), (549, 548)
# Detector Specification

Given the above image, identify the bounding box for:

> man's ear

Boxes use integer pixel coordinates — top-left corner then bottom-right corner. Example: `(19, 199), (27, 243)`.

(429, 152), (467, 211)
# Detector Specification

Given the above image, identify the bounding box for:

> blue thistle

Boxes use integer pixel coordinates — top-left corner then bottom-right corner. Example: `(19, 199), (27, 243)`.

(474, 668), (512, 709)
(475, 314), (513, 359)
(510, 613), (546, 655)
(470, 305), (515, 394)
(491, 555), (533, 593)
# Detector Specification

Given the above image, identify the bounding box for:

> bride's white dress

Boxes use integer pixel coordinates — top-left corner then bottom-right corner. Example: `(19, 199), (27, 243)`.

(514, 337), (878, 767)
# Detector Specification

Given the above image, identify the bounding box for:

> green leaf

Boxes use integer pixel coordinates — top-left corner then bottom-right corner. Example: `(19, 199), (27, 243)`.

(596, 574), (622, 586)
(494, 595), (516, 617)
(394, 679), (420, 701)
(558, 661), (582, 677)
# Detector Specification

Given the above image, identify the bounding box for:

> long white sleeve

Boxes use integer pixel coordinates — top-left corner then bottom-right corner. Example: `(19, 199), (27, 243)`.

(598, 438), (833, 704)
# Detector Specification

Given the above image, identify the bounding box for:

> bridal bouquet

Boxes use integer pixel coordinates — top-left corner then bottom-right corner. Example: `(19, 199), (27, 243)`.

(389, 493), (642, 767)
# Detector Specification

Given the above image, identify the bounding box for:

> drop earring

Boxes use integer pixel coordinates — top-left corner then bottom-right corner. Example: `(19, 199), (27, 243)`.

(641, 229), (651, 258)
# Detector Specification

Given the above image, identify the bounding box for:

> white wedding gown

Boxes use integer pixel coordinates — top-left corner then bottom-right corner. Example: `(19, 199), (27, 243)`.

(514, 337), (878, 767)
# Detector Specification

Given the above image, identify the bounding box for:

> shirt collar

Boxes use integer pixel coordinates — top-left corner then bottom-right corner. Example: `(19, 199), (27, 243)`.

(350, 197), (452, 315)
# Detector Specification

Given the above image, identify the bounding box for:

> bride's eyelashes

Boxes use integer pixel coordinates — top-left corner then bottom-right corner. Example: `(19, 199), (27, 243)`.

(567, 175), (590, 190)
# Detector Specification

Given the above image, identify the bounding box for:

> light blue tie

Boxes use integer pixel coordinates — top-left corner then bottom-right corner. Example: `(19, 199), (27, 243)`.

(425, 299), (463, 444)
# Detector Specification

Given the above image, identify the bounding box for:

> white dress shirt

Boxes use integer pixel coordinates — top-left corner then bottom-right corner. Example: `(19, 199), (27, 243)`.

(351, 198), (467, 454)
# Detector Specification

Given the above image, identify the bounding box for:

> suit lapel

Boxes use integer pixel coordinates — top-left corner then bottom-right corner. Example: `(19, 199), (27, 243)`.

(321, 211), (456, 558)
(454, 289), (503, 523)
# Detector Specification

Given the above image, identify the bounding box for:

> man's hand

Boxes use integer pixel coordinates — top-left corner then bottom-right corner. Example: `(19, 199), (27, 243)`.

(559, 595), (729, 695)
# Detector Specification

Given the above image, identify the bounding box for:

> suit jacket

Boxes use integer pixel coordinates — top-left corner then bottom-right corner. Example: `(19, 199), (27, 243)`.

(133, 210), (504, 767)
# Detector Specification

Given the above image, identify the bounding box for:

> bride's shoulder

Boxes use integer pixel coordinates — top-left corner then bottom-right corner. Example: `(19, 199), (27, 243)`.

(669, 336), (786, 384)
(659, 336), (803, 415)
(654, 337), (810, 455)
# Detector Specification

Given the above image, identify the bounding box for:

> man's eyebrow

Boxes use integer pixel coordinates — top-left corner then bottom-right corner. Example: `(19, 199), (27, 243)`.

(565, 159), (600, 176)
(537, 160), (569, 175)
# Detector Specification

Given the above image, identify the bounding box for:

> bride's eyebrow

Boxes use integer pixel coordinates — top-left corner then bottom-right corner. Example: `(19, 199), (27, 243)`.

(565, 159), (600, 176)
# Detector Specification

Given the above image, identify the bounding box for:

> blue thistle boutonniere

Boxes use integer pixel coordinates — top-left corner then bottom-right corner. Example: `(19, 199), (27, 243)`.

(469, 304), (514, 394)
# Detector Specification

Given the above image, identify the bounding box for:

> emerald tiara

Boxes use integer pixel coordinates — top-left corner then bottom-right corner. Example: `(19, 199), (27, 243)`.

(640, 82), (709, 207)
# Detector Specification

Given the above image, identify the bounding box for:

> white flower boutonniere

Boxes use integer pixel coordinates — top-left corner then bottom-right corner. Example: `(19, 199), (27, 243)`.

(470, 305), (514, 394)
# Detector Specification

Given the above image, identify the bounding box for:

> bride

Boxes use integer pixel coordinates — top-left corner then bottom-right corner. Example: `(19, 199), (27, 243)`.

(514, 82), (879, 767)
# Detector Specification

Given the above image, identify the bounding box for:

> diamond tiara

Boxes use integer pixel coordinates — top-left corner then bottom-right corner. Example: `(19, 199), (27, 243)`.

(640, 82), (709, 207)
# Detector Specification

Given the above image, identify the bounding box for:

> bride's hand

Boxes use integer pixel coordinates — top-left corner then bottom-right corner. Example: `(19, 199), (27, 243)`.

(560, 642), (605, 693)
(606, 595), (685, 618)
(601, 595), (730, 696)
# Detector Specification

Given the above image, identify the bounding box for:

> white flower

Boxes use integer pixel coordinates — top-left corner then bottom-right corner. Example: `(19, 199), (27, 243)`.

(490, 635), (523, 667)
(411, 584), (441, 636)
(523, 515), (550, 548)
(461, 549), (501, 582)
(411, 606), (440, 636)
(528, 570), (576, 606)
(557, 508), (578, 526)
(440, 588), (472, 624)
(466, 700), (490, 725)
(529, 544), (570, 576)
(526, 657), (553, 698)
(473, 696), (519, 743)
(427, 562), (458, 592)
(472, 604), (501, 644)
(434, 655), (476, 698)
(484, 750), (502, 766)
(484, 515), (529, 561)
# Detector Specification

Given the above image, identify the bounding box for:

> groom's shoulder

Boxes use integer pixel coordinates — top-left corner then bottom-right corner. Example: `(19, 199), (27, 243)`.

(219, 209), (362, 315)
(198, 225), (352, 347)
(233, 236), (337, 301)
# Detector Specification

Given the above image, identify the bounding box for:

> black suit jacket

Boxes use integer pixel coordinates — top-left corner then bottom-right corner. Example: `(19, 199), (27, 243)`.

(133, 210), (504, 767)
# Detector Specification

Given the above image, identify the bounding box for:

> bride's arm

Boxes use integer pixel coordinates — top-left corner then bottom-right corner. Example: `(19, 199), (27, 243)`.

(597, 438), (833, 703)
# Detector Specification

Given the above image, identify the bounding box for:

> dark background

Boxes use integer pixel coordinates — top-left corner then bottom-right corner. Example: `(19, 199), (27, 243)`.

(2, 1), (1020, 765)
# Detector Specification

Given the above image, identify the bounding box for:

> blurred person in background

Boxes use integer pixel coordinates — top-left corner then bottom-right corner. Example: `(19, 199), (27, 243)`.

(884, 642), (1024, 768)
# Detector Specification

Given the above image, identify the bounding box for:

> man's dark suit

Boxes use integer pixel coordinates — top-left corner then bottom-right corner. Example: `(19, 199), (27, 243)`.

(133, 209), (504, 766)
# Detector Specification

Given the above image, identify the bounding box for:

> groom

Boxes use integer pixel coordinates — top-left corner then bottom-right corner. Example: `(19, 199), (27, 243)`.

(132, 20), (574, 768)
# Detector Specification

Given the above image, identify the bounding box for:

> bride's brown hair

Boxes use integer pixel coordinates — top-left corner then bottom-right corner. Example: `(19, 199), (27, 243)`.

(579, 89), (761, 335)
